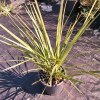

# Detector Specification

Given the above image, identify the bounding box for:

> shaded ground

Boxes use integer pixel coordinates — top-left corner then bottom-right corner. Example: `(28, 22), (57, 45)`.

(0, 6), (100, 100)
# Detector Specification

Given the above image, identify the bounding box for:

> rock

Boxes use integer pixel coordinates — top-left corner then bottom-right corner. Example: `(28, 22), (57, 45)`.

(93, 30), (100, 36)
(92, 91), (100, 99)
(40, 3), (52, 12)
(10, 0), (25, 9)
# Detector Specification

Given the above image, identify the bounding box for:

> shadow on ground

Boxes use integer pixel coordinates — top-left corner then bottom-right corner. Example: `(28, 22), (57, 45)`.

(0, 70), (46, 99)
(0, 52), (46, 100)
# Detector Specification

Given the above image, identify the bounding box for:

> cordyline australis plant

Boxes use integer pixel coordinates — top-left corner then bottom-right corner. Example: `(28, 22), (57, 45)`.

(0, 0), (99, 87)
(0, 0), (13, 16)
(80, 0), (100, 17)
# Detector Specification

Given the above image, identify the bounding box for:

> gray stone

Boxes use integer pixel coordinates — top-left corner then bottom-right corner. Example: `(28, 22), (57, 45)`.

(40, 3), (52, 12)
(93, 30), (100, 36)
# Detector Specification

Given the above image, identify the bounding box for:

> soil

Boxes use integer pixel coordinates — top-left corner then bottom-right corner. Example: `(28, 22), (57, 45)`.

(0, 5), (100, 100)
